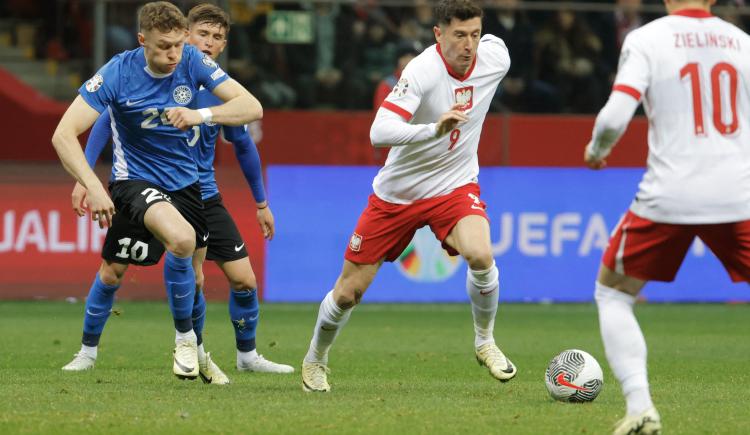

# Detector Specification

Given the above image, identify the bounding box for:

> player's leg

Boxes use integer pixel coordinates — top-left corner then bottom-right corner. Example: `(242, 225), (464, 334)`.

(217, 257), (294, 373)
(598, 211), (691, 435)
(202, 196), (291, 374)
(301, 193), (415, 392)
(144, 201), (199, 379)
(443, 213), (516, 381)
(62, 261), (128, 371)
(302, 259), (382, 392)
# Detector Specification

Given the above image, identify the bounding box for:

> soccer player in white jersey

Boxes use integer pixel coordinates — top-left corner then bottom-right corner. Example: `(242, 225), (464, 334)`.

(585, 1), (750, 433)
(301, 0), (516, 392)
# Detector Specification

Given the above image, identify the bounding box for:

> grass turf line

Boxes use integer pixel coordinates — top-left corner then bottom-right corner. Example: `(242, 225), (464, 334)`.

(0, 302), (748, 434)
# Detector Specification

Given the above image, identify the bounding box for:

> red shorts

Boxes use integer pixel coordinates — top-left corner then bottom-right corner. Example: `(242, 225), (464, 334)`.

(345, 183), (488, 264)
(602, 210), (750, 282)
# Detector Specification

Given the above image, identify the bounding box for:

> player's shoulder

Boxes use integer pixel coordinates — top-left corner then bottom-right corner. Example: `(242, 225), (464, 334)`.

(184, 43), (219, 68)
(478, 33), (510, 68)
(401, 45), (442, 83)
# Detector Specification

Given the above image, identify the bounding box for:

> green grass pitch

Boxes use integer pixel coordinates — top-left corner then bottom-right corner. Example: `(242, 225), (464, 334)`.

(0, 301), (748, 434)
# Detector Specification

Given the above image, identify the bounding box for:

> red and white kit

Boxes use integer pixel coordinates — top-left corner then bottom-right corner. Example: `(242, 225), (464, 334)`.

(595, 10), (750, 281)
(346, 34), (510, 264)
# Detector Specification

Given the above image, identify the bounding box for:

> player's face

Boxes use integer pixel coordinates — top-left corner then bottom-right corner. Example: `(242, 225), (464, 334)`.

(434, 17), (482, 75)
(188, 21), (227, 60)
(138, 28), (188, 74)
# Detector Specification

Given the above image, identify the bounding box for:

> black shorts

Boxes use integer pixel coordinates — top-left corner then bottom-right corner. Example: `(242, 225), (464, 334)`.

(204, 194), (248, 262)
(102, 180), (208, 265)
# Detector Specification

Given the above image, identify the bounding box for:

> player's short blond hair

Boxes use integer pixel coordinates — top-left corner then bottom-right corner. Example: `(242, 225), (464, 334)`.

(139, 1), (188, 33)
(188, 3), (231, 35)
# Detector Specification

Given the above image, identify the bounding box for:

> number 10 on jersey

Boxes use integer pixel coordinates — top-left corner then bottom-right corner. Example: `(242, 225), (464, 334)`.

(680, 62), (738, 136)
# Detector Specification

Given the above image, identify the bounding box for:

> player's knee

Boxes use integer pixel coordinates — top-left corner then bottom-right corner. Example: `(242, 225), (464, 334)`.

(463, 247), (494, 270)
(333, 283), (365, 309)
(228, 274), (257, 291)
(166, 233), (195, 258)
(99, 263), (125, 286)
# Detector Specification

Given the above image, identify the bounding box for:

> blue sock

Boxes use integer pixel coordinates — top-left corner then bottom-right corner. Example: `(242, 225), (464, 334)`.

(192, 289), (206, 345)
(229, 288), (259, 352)
(164, 252), (195, 333)
(82, 274), (119, 347)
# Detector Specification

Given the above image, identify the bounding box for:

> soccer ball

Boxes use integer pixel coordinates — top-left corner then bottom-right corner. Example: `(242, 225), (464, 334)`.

(545, 349), (603, 402)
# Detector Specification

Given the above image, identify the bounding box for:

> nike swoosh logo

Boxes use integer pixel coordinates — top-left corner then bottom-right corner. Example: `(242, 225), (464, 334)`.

(202, 233), (209, 241)
(125, 99), (145, 106)
(556, 373), (589, 391)
(174, 292), (191, 299)
(85, 309), (107, 317)
(471, 204), (484, 210)
(247, 314), (259, 322)
(174, 357), (195, 374)
(234, 243), (245, 252)
(320, 325), (337, 331)
(479, 288), (495, 296)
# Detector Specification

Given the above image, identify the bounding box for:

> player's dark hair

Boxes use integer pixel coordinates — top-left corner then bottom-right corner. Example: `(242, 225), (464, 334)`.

(138, 1), (188, 33)
(188, 3), (231, 35)
(435, 0), (483, 26)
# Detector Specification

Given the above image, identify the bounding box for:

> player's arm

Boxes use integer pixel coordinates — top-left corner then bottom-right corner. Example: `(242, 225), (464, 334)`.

(52, 96), (115, 226)
(72, 111), (113, 216)
(168, 79), (262, 130)
(370, 104), (467, 147)
(224, 126), (274, 240)
(584, 91), (640, 169)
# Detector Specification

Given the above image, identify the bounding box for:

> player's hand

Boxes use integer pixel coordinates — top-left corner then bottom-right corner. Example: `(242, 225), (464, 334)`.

(71, 182), (88, 217)
(256, 204), (275, 241)
(436, 104), (469, 137)
(584, 145), (607, 170)
(85, 184), (116, 229)
(166, 107), (202, 131)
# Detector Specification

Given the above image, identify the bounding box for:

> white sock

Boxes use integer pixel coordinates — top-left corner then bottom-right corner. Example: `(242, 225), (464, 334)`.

(595, 281), (653, 415)
(80, 344), (98, 359)
(175, 329), (197, 343)
(466, 262), (500, 348)
(197, 343), (206, 364)
(304, 290), (353, 364)
(237, 349), (258, 365)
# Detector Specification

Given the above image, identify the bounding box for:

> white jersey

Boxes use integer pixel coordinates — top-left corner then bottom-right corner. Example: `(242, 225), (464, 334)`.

(372, 34), (510, 204)
(614, 9), (750, 223)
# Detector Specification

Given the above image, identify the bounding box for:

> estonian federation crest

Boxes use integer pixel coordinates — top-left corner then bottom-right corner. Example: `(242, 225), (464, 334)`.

(85, 74), (104, 92)
(173, 85), (193, 105)
(454, 86), (474, 110)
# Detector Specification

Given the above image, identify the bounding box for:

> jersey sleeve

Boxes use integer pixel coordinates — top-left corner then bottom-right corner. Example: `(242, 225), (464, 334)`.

(480, 34), (511, 80)
(380, 59), (427, 121)
(612, 32), (651, 101)
(187, 44), (229, 92)
(84, 110), (113, 168)
(78, 57), (120, 113)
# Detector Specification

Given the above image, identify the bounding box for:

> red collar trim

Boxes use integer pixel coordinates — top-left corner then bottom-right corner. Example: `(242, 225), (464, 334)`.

(672, 9), (713, 18)
(436, 43), (476, 81)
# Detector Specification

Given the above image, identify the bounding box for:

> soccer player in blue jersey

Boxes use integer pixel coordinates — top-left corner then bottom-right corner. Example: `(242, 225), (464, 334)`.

(51, 1), (263, 381)
(61, 3), (292, 381)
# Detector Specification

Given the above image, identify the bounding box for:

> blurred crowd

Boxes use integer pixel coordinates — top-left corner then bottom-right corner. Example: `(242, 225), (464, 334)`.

(3, 0), (749, 113)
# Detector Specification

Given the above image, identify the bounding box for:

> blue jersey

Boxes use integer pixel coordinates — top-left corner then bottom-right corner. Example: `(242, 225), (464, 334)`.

(189, 89), (250, 200)
(79, 44), (229, 191)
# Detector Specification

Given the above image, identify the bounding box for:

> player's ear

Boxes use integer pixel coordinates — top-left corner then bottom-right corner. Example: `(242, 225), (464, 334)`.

(433, 25), (441, 43)
(137, 32), (145, 47)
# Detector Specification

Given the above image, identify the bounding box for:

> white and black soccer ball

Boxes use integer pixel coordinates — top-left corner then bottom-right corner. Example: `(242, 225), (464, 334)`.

(545, 349), (603, 402)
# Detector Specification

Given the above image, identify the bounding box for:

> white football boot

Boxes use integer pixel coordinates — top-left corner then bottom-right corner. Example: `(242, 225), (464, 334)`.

(198, 352), (230, 385)
(173, 337), (199, 380)
(301, 361), (331, 392)
(613, 407), (662, 435)
(237, 354), (294, 374)
(475, 342), (517, 382)
(62, 352), (96, 371)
